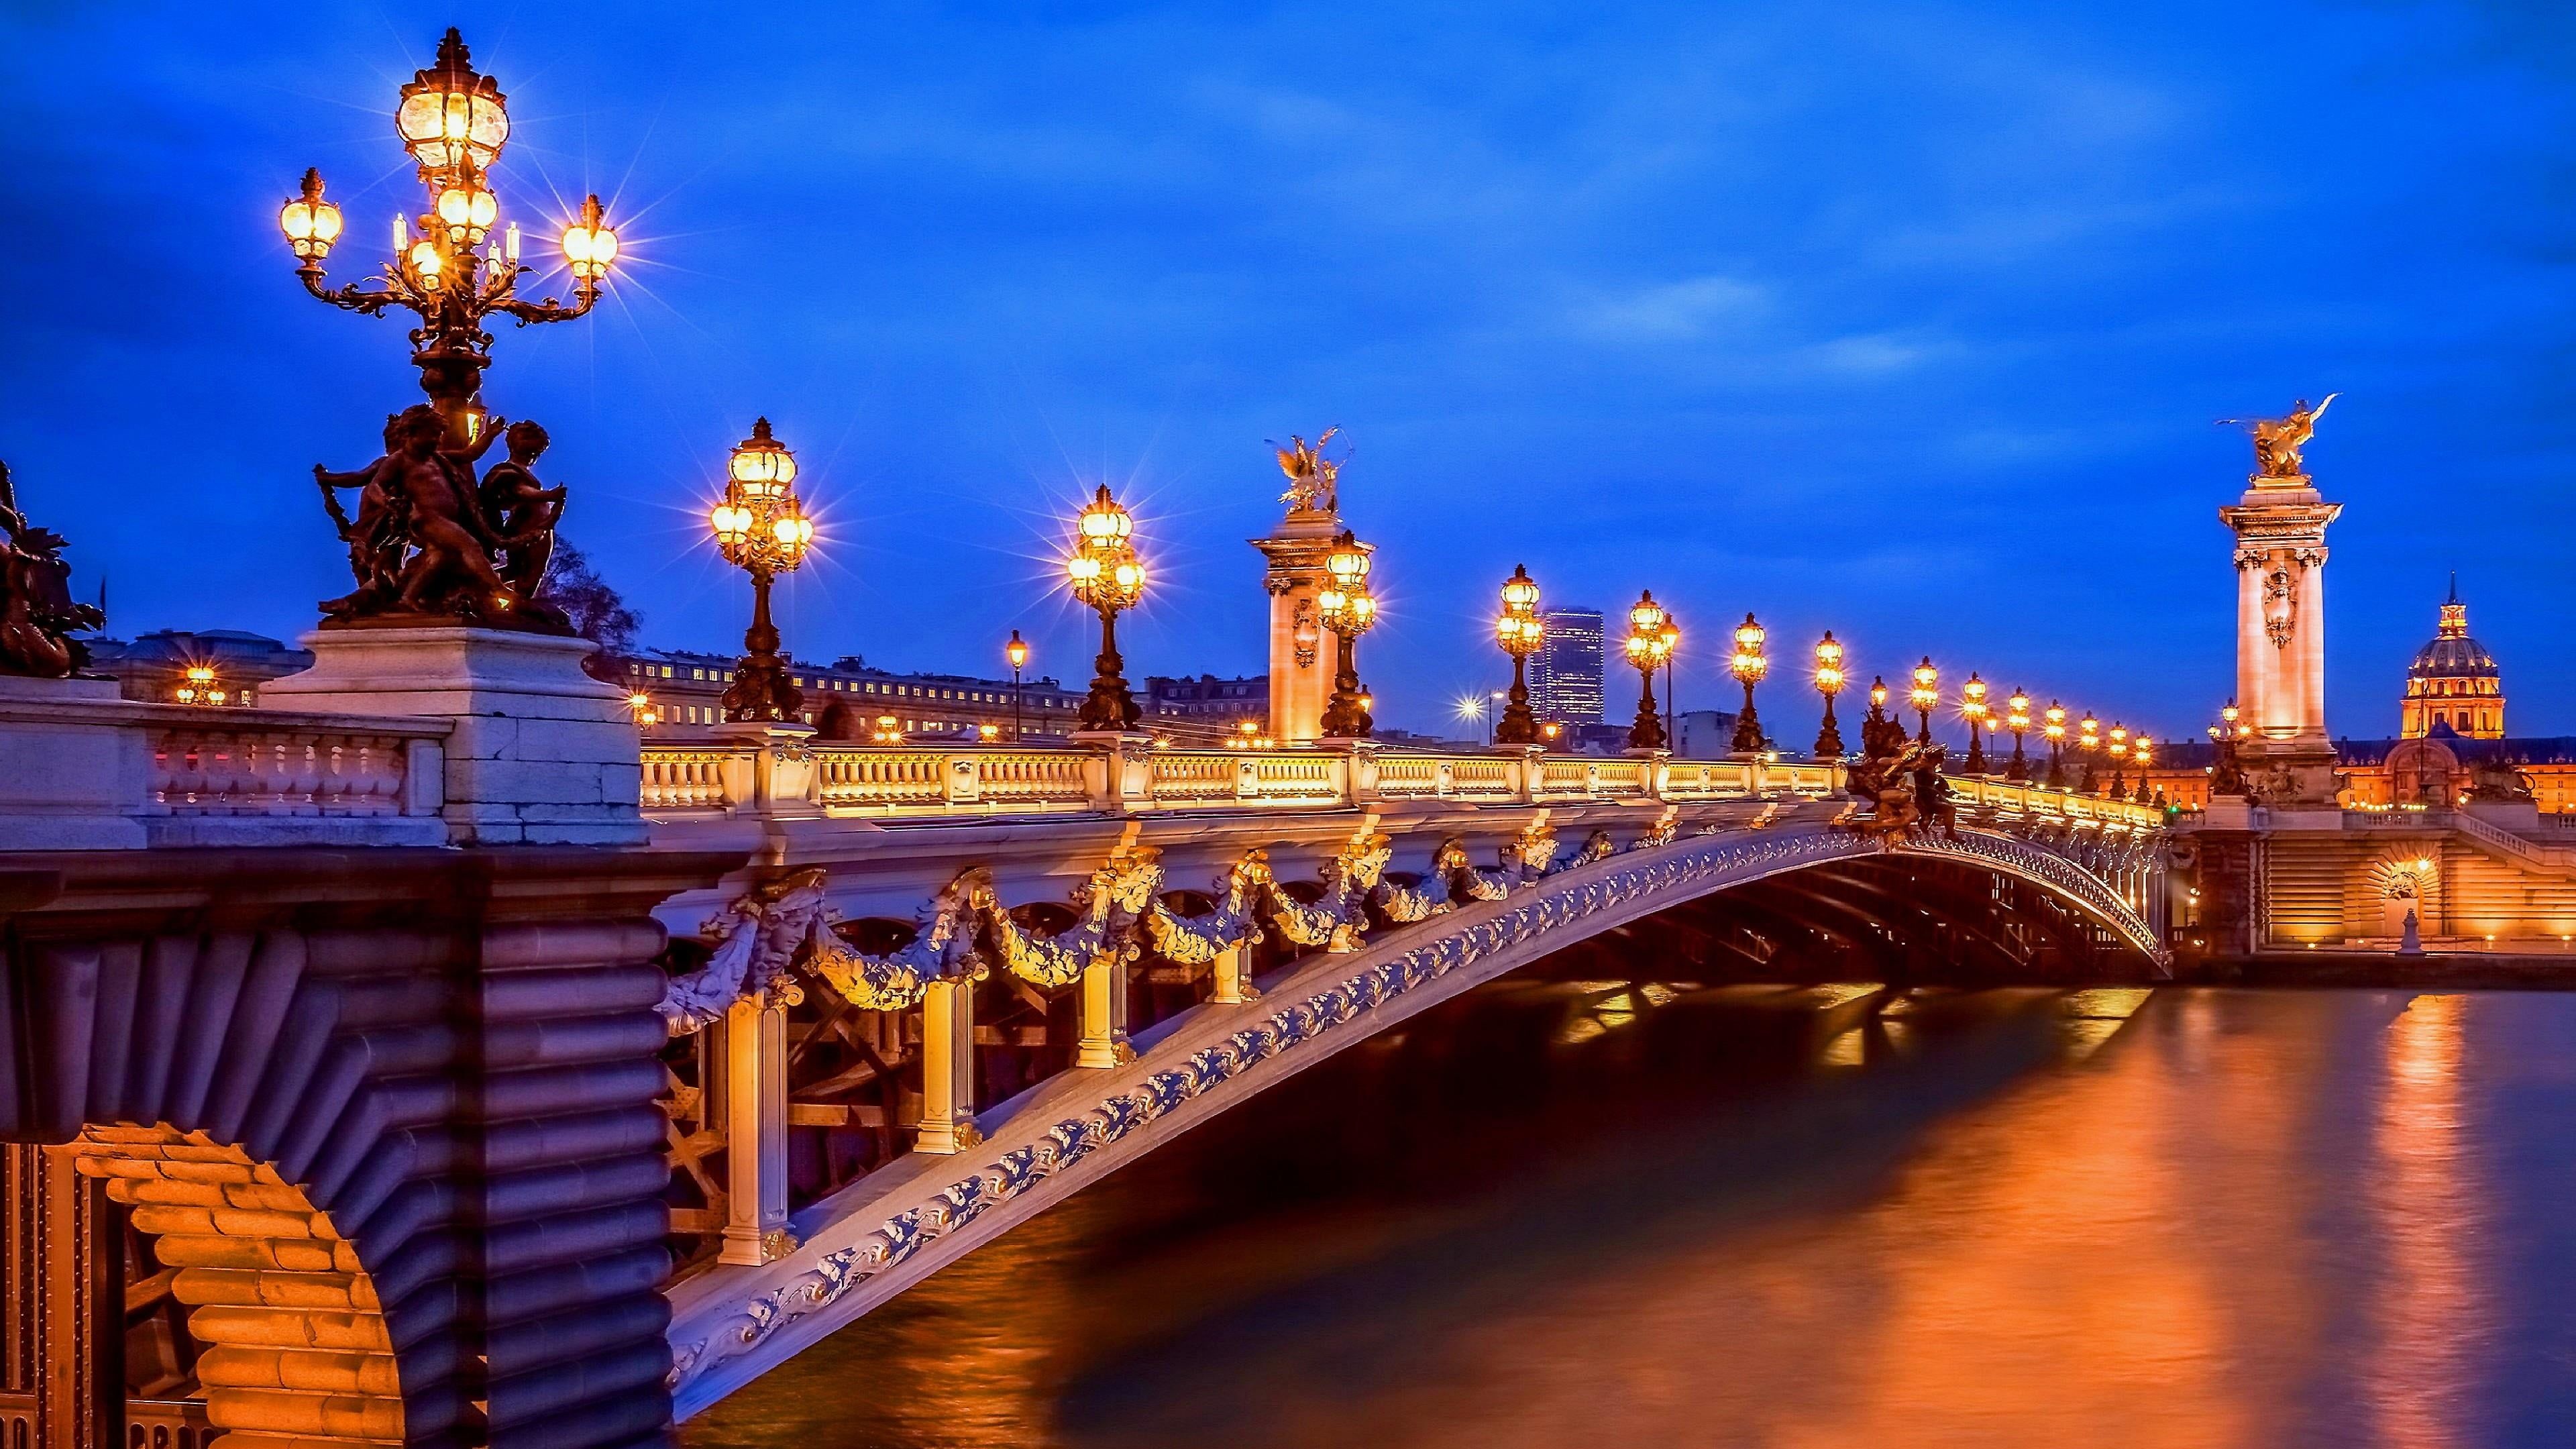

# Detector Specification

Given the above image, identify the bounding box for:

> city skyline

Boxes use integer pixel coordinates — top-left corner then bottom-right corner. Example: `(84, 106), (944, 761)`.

(5, 3), (2571, 739)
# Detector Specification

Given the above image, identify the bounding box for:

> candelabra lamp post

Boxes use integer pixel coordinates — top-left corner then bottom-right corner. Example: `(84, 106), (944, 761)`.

(1659, 615), (1681, 748)
(1318, 530), (1377, 739)
(278, 30), (621, 449)
(2043, 701), (2068, 788)
(1865, 677), (1892, 760)
(1960, 672), (1990, 773)
(1066, 485), (1146, 733)
(1910, 657), (1939, 745)
(174, 666), (225, 706)
(2077, 712), (2102, 794)
(708, 419), (816, 723)
(2209, 700), (2249, 797)
(1493, 564), (1545, 745)
(1727, 613), (1768, 755)
(1005, 629), (1030, 742)
(2004, 688), (2032, 783)
(2133, 735), (2156, 804)
(1812, 631), (1846, 758)
(1623, 591), (1673, 752)
(2105, 722), (2131, 798)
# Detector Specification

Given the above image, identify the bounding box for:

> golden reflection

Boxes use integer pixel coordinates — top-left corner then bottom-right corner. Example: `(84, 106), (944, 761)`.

(2370, 994), (2483, 1449)
(2057, 987), (2153, 1061)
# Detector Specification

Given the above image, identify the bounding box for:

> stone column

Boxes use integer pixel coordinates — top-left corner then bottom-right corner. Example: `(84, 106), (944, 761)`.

(913, 979), (979, 1155)
(1075, 955), (1132, 1068)
(1208, 941), (1258, 1006)
(718, 996), (792, 1265)
(2218, 472), (2343, 808)
(1250, 506), (1348, 744)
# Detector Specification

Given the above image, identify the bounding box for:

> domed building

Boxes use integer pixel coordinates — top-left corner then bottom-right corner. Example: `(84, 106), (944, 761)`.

(2400, 577), (2504, 739)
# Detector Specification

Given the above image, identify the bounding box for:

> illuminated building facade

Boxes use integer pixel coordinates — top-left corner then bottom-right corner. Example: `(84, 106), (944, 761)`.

(2400, 579), (2504, 739)
(1528, 606), (1605, 724)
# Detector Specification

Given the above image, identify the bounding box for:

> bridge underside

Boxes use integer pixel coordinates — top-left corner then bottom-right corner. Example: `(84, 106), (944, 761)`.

(1525, 853), (2157, 989)
(666, 822), (2160, 1415)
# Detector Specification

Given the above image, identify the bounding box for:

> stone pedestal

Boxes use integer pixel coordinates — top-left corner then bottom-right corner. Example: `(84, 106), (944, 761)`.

(2219, 472), (2343, 803)
(263, 627), (644, 845)
(0, 676), (148, 851)
(1074, 731), (1155, 810)
(1251, 508), (1358, 744)
(715, 720), (822, 820)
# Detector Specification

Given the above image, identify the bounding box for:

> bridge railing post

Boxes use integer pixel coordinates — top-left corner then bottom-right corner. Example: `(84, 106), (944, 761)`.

(914, 979), (979, 1153)
(1209, 941), (1256, 1005)
(718, 996), (792, 1265)
(1075, 951), (1132, 1067)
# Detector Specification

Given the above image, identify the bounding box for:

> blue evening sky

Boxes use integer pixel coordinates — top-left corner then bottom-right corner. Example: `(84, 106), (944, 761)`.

(3, 2), (2569, 740)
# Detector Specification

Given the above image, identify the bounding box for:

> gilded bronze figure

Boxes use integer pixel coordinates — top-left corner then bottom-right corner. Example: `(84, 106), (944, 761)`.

(1274, 427), (1340, 514)
(0, 462), (106, 678)
(2221, 394), (2338, 479)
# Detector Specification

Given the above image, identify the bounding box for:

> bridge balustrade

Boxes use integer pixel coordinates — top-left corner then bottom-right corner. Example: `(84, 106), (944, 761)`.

(639, 737), (2170, 828)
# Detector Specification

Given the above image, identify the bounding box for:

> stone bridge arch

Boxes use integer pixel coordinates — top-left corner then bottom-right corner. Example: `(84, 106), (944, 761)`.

(665, 819), (2165, 1413)
(1, 849), (737, 1449)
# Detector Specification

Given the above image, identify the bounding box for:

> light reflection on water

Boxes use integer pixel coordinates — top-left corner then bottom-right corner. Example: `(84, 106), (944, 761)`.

(685, 985), (2576, 1449)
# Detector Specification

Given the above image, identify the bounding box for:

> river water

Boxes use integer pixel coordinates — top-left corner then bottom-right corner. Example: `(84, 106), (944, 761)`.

(684, 981), (2576, 1448)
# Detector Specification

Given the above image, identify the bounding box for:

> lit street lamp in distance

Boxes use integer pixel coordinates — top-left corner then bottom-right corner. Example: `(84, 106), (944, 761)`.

(1065, 486), (1145, 734)
(707, 419), (816, 724)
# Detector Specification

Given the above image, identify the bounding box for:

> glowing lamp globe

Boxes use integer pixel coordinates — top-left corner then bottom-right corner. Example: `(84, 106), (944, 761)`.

(395, 30), (511, 179)
(278, 170), (344, 260)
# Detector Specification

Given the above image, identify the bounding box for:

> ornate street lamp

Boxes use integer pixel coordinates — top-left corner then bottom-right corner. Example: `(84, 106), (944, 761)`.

(2209, 700), (2249, 797)
(2043, 700), (2068, 788)
(1065, 484), (1146, 733)
(1865, 676), (1892, 760)
(1960, 672), (1990, 773)
(1730, 613), (1768, 755)
(709, 419), (816, 723)
(1623, 591), (1673, 751)
(1318, 529), (1377, 738)
(174, 665), (219, 706)
(627, 691), (661, 728)
(1812, 631), (1845, 759)
(1494, 564), (1544, 745)
(279, 30), (620, 447)
(1910, 657), (1939, 744)
(1660, 613), (1681, 749)
(2106, 722), (2131, 798)
(1005, 629), (1030, 742)
(2004, 687), (2032, 783)
(2077, 712), (2102, 793)
(2132, 734), (2156, 804)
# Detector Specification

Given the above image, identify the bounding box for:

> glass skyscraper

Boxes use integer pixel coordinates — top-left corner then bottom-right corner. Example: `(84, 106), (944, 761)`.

(1528, 606), (1606, 723)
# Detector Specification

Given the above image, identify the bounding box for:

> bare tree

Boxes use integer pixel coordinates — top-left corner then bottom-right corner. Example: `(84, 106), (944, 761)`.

(537, 538), (641, 682)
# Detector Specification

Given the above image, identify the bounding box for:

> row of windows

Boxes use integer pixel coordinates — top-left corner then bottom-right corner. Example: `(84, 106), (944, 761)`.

(2409, 678), (2501, 698)
(627, 661), (1067, 708)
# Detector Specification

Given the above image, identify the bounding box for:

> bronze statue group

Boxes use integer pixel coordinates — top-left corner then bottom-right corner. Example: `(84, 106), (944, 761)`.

(1837, 702), (1958, 846)
(0, 462), (105, 678)
(315, 403), (568, 631)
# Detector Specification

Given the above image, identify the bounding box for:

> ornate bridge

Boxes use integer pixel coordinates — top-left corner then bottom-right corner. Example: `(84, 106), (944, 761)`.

(639, 759), (2169, 1416)
(0, 30), (2184, 1449)
(0, 684), (2167, 1449)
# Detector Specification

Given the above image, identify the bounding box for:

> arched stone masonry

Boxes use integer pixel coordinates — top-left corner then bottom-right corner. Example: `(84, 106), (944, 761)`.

(0, 848), (741, 1449)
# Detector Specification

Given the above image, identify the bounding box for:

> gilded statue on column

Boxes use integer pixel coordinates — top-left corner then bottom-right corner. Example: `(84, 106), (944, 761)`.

(1274, 427), (1341, 514)
(2220, 394), (2337, 480)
